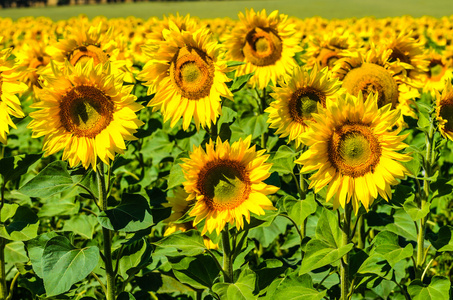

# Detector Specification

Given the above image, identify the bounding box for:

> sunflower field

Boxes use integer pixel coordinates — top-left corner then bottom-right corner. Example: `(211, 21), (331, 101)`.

(1, 8), (453, 300)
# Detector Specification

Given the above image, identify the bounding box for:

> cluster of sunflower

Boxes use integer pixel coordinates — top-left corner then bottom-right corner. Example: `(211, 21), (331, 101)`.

(1, 8), (453, 298)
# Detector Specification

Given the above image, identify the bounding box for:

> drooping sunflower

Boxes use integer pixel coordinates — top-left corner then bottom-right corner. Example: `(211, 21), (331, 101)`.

(436, 80), (453, 141)
(181, 136), (278, 235)
(137, 22), (233, 130)
(0, 44), (28, 145)
(266, 64), (343, 148)
(223, 9), (302, 89)
(332, 45), (420, 126)
(295, 92), (411, 213)
(303, 30), (360, 70)
(28, 60), (144, 170)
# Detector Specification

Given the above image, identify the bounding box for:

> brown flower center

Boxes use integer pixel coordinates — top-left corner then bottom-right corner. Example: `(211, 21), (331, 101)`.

(170, 46), (215, 100)
(389, 47), (411, 64)
(318, 48), (340, 69)
(288, 87), (326, 125)
(328, 123), (381, 177)
(197, 159), (251, 211)
(69, 45), (108, 66)
(59, 85), (114, 138)
(242, 27), (283, 66)
(342, 63), (398, 109)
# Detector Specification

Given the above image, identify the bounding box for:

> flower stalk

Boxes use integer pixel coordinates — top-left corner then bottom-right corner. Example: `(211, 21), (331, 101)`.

(97, 163), (115, 300)
(222, 227), (234, 283)
(340, 204), (352, 300)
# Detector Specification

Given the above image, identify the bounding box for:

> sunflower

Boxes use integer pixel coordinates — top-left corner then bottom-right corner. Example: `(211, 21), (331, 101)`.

(45, 22), (134, 82)
(295, 92), (411, 213)
(266, 64), (343, 148)
(303, 30), (360, 70)
(15, 39), (51, 95)
(436, 80), (453, 141)
(137, 22), (233, 130)
(422, 49), (453, 96)
(0, 44), (28, 145)
(28, 60), (144, 170)
(223, 9), (302, 89)
(332, 46), (420, 126)
(181, 136), (278, 235)
(381, 30), (429, 82)
(147, 13), (199, 42)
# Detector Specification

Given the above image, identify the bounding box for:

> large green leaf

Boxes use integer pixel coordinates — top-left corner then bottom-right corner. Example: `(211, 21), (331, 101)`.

(267, 273), (327, 300)
(19, 161), (74, 198)
(42, 236), (100, 297)
(153, 230), (206, 257)
(212, 268), (257, 300)
(167, 159), (185, 190)
(249, 215), (290, 248)
(172, 254), (221, 289)
(0, 206), (39, 241)
(98, 193), (153, 232)
(356, 254), (392, 280)
(26, 232), (59, 278)
(0, 153), (42, 182)
(299, 239), (353, 275)
(408, 276), (451, 300)
(371, 231), (413, 267)
(284, 194), (318, 227)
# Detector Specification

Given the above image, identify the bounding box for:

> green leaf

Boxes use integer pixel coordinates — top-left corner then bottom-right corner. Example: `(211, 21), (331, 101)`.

(172, 255), (221, 289)
(299, 239), (353, 275)
(26, 232), (59, 278)
(315, 208), (342, 247)
(371, 231), (413, 268)
(356, 255), (392, 280)
(284, 194), (317, 227)
(116, 239), (150, 279)
(19, 161), (74, 198)
(269, 273), (327, 300)
(98, 193), (153, 232)
(5, 241), (28, 264)
(154, 230), (206, 257)
(62, 214), (98, 239)
(428, 225), (453, 252)
(0, 153), (42, 182)
(1, 203), (19, 223)
(254, 259), (286, 292)
(417, 111), (431, 130)
(248, 215), (290, 248)
(212, 268), (257, 300)
(42, 236), (100, 297)
(408, 276), (451, 300)
(0, 206), (39, 241)
(270, 145), (297, 175)
(240, 114), (268, 139)
(167, 161), (185, 190)
(385, 209), (418, 241)
(403, 196), (431, 221)
(37, 187), (81, 217)
(402, 156), (420, 177)
(229, 72), (254, 93)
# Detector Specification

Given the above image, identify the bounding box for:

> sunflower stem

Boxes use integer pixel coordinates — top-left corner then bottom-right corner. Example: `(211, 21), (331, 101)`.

(416, 120), (434, 278)
(0, 179), (7, 300)
(357, 215), (365, 249)
(97, 163), (115, 300)
(221, 227), (234, 283)
(340, 204), (352, 300)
